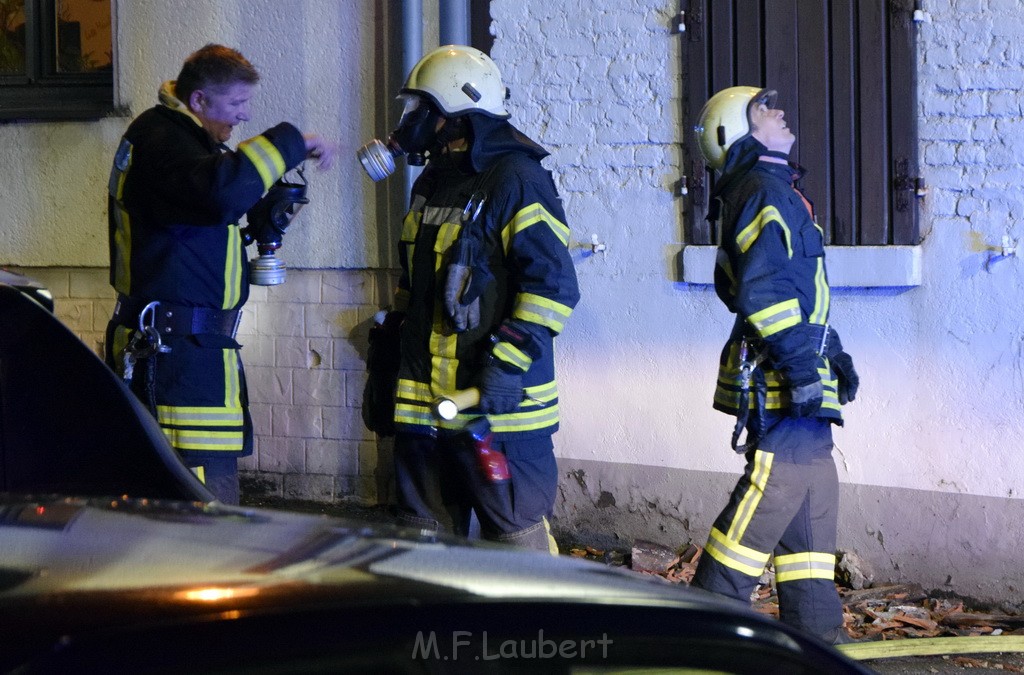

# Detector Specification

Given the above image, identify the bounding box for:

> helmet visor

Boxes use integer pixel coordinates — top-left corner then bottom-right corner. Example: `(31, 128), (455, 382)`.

(749, 89), (778, 115)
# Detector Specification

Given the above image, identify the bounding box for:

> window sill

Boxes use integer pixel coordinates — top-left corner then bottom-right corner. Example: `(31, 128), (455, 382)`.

(680, 245), (923, 288)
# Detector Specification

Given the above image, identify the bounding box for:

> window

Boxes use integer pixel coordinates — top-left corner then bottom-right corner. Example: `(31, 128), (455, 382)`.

(682, 0), (922, 247)
(0, 0), (115, 121)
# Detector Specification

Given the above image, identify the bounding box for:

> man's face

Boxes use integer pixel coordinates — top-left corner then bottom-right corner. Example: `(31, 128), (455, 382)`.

(749, 100), (796, 155)
(189, 81), (255, 144)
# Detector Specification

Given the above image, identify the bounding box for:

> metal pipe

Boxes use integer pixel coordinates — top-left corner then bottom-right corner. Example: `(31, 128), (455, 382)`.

(400, 0), (424, 196)
(439, 0), (470, 46)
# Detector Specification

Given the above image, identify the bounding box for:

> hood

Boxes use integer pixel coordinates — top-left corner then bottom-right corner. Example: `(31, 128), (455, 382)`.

(712, 135), (768, 199)
(0, 494), (871, 674)
(464, 114), (549, 172)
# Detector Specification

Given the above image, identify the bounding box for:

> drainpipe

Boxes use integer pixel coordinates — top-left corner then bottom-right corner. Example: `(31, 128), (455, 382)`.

(439, 0), (470, 45)
(400, 0), (424, 197)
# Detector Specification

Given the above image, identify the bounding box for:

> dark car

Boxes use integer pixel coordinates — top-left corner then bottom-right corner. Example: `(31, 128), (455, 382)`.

(0, 272), (873, 674)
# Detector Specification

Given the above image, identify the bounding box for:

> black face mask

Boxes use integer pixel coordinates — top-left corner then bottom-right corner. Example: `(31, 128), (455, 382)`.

(390, 96), (443, 165)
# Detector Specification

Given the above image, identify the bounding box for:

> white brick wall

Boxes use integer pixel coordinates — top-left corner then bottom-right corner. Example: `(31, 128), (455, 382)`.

(13, 266), (395, 505)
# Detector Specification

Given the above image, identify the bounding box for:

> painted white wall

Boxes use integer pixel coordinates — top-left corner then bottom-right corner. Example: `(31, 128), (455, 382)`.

(489, 0), (1024, 503)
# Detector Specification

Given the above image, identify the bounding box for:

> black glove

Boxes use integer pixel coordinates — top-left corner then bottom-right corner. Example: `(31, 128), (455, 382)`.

(477, 359), (524, 415)
(361, 311), (404, 436)
(825, 327), (859, 405)
(789, 378), (823, 418)
(831, 351), (859, 404)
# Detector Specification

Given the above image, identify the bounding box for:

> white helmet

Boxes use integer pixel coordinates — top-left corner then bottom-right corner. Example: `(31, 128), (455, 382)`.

(401, 45), (510, 118)
(694, 86), (775, 171)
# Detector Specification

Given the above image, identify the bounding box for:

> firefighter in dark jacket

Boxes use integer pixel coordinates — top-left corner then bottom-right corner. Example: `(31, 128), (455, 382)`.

(359, 46), (580, 553)
(104, 44), (336, 504)
(690, 86), (861, 644)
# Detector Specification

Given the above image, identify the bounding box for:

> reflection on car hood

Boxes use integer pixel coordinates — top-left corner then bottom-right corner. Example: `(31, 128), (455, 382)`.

(0, 494), (700, 605)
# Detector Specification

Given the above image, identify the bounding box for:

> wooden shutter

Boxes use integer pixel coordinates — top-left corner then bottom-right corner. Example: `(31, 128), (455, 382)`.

(682, 0), (921, 246)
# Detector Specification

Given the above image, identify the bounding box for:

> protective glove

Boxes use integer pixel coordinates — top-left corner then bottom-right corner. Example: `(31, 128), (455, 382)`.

(824, 327), (859, 405)
(442, 236), (493, 334)
(831, 351), (859, 404)
(443, 263), (481, 333)
(789, 378), (824, 418)
(476, 359), (524, 415)
(361, 311), (404, 436)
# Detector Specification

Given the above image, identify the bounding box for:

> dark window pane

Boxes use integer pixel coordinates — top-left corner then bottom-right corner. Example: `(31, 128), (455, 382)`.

(0, 0), (27, 76)
(56, 0), (110, 73)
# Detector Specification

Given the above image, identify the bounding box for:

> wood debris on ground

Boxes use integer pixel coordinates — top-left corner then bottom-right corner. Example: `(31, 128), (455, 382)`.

(566, 540), (1024, 643)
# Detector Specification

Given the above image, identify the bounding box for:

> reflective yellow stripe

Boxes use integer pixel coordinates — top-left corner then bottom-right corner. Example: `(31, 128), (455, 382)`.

(524, 381), (557, 403)
(112, 207), (132, 293)
(775, 552), (837, 583)
(501, 202), (571, 251)
(223, 224), (242, 309)
(238, 135), (286, 190)
(396, 379), (432, 402)
(156, 406), (244, 426)
(163, 428), (244, 452)
(811, 236), (830, 324)
(395, 379), (561, 434)
(493, 341), (532, 371)
(394, 403), (435, 426)
(736, 205), (792, 257)
(401, 209), (423, 242)
(704, 526), (771, 577)
(223, 348), (240, 406)
(190, 465), (206, 483)
(489, 403), (561, 433)
(748, 299), (801, 338)
(727, 449), (773, 542)
(714, 387), (784, 412)
(512, 292), (573, 334)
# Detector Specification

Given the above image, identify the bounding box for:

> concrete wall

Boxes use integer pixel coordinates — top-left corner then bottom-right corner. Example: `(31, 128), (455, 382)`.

(3, 0), (1024, 605)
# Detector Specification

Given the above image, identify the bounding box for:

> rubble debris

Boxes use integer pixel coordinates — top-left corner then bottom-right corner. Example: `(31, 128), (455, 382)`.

(566, 538), (1024, 645)
(837, 550), (875, 590)
(631, 539), (679, 574)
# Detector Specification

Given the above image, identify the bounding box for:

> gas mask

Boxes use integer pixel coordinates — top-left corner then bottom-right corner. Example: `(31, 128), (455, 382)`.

(357, 94), (445, 182)
(242, 167), (309, 286)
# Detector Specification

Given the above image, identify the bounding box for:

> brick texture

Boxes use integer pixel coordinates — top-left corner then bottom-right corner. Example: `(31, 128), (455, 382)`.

(12, 266), (392, 505)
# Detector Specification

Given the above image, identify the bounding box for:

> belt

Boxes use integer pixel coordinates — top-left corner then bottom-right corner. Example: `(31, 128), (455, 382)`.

(113, 295), (241, 338)
(741, 322), (830, 356)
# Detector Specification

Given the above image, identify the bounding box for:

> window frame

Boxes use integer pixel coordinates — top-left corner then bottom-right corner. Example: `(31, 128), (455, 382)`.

(681, 0), (922, 247)
(0, 0), (117, 122)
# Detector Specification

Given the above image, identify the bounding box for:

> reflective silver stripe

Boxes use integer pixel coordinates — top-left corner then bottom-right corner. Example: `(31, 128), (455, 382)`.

(775, 552), (837, 582)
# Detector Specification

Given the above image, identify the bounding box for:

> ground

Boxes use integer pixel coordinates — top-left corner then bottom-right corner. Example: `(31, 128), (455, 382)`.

(241, 496), (1024, 674)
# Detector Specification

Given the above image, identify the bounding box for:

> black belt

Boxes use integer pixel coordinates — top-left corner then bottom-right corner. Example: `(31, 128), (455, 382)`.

(113, 295), (241, 338)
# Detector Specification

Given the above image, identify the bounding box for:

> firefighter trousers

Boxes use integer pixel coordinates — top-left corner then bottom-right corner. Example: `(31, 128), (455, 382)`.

(691, 416), (844, 639)
(393, 431), (559, 554)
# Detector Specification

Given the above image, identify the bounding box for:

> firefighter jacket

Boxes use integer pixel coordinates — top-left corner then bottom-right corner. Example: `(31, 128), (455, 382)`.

(392, 116), (580, 440)
(711, 136), (843, 424)
(106, 81), (307, 459)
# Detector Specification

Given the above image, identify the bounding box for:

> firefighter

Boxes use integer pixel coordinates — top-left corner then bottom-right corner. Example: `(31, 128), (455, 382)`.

(359, 46), (580, 553)
(689, 86), (860, 643)
(104, 44), (336, 504)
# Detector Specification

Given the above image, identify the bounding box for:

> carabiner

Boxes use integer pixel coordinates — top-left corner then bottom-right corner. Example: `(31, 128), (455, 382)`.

(461, 192), (486, 224)
(138, 300), (160, 333)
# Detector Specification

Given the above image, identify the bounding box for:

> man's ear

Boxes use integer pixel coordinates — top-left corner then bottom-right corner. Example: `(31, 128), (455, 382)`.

(188, 90), (205, 115)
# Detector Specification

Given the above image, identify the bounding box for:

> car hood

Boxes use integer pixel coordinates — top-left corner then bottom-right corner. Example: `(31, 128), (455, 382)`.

(0, 493), (698, 603)
(0, 495), (874, 674)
